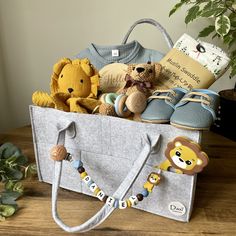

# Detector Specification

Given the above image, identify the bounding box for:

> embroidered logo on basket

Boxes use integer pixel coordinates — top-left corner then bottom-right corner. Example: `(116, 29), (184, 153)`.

(168, 201), (186, 216)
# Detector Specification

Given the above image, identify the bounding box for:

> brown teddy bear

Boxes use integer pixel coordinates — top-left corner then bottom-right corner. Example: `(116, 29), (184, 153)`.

(99, 61), (162, 117)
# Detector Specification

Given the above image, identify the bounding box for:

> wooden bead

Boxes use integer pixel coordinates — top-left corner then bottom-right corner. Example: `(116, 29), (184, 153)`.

(136, 194), (144, 201)
(50, 145), (67, 161)
(78, 166), (85, 173)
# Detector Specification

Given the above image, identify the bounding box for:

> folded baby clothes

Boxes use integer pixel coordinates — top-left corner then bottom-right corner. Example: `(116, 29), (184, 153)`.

(156, 34), (230, 90)
(75, 40), (164, 70)
(174, 34), (230, 79)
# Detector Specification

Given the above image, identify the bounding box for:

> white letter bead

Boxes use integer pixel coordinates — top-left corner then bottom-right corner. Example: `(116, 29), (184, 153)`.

(119, 200), (127, 209)
(89, 183), (98, 192)
(82, 175), (91, 184)
(96, 190), (105, 201)
(106, 196), (115, 207)
(129, 196), (138, 206)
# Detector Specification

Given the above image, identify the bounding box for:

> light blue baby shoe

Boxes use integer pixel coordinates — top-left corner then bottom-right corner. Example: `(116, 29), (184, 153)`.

(141, 88), (187, 123)
(170, 89), (220, 130)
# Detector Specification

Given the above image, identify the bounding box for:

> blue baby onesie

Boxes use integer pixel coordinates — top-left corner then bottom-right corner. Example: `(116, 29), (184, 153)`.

(75, 40), (164, 70)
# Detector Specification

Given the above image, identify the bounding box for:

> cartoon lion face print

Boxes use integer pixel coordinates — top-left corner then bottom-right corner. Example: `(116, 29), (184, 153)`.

(148, 172), (161, 185)
(165, 137), (209, 175)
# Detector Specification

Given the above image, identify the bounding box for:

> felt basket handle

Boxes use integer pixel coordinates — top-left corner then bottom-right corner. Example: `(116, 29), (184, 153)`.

(51, 121), (161, 233)
(122, 18), (173, 49)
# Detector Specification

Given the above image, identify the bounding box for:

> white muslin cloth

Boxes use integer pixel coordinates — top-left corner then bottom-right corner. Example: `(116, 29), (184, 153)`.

(174, 34), (230, 79)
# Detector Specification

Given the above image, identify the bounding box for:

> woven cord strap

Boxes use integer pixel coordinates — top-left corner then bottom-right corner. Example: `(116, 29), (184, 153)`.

(51, 121), (161, 233)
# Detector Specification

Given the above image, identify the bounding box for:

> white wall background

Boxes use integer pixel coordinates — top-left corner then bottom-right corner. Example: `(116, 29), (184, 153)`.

(0, 0), (235, 132)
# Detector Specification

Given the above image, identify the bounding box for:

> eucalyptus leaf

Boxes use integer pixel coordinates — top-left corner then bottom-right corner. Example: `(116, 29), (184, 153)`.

(12, 182), (24, 194)
(5, 181), (24, 194)
(5, 180), (16, 191)
(25, 163), (38, 178)
(15, 155), (28, 166)
(215, 15), (231, 37)
(0, 204), (16, 217)
(0, 143), (22, 159)
(5, 167), (23, 180)
(1, 191), (21, 205)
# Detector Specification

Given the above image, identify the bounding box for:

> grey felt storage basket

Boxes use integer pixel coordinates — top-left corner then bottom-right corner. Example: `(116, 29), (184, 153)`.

(30, 105), (201, 232)
(29, 19), (202, 233)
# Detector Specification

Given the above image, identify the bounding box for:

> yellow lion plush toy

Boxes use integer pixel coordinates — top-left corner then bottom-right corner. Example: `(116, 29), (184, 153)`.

(32, 58), (101, 113)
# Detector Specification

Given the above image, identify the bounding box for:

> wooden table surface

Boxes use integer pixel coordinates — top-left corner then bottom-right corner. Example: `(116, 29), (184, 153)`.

(0, 126), (236, 236)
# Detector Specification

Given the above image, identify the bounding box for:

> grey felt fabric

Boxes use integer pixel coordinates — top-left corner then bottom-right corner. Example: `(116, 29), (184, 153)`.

(30, 105), (201, 226)
(52, 124), (160, 233)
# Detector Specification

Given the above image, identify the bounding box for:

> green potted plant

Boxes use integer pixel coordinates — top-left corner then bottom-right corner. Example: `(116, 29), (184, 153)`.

(0, 143), (36, 221)
(170, 0), (236, 140)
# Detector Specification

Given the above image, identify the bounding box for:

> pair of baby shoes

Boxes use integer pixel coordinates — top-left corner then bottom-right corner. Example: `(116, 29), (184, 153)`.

(141, 88), (220, 130)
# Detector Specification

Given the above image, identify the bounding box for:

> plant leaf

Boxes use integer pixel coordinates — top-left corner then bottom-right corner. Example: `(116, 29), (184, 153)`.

(0, 191), (21, 208)
(0, 143), (21, 159)
(223, 33), (234, 45)
(201, 1), (226, 18)
(12, 182), (24, 194)
(15, 155), (28, 166)
(185, 5), (201, 24)
(0, 204), (16, 217)
(202, 7), (226, 17)
(5, 167), (23, 180)
(229, 58), (236, 78)
(25, 163), (37, 178)
(169, 1), (185, 17)
(199, 25), (215, 37)
(215, 15), (231, 37)
(5, 180), (16, 191)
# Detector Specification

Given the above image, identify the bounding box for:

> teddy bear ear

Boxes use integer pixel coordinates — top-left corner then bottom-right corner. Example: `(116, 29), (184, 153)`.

(50, 58), (71, 94)
(154, 63), (162, 77)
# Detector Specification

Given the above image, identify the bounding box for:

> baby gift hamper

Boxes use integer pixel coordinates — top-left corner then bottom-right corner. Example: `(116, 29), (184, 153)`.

(30, 19), (226, 233)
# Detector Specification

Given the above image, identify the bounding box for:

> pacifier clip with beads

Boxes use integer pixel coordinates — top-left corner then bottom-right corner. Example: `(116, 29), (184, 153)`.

(51, 145), (162, 210)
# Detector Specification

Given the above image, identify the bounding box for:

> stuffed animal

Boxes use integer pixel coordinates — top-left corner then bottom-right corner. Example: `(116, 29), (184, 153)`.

(99, 61), (162, 117)
(32, 58), (101, 113)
